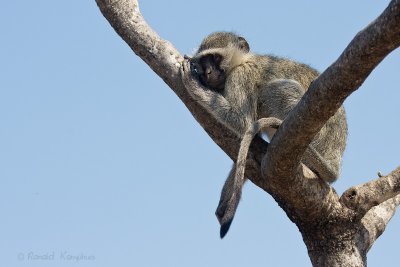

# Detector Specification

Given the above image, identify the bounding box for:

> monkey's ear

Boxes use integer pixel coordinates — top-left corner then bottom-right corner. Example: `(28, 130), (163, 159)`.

(238, 36), (250, 52)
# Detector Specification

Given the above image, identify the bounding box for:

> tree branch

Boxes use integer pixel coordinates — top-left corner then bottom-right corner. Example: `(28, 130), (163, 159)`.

(359, 195), (400, 252)
(95, 0), (268, 189)
(340, 167), (400, 216)
(265, 0), (400, 184)
(259, 0), (400, 219)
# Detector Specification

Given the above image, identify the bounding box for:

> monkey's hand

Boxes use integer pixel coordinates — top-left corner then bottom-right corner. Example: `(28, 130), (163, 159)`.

(180, 57), (210, 101)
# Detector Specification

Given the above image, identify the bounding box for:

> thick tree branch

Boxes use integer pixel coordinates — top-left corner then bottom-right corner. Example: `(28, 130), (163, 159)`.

(260, 0), (400, 219)
(95, 0), (235, 156)
(340, 167), (400, 216)
(96, 0), (180, 83)
(95, 0), (268, 189)
(265, 0), (400, 184)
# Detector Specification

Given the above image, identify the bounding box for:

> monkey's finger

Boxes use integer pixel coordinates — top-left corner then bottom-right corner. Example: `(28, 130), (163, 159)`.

(181, 58), (191, 73)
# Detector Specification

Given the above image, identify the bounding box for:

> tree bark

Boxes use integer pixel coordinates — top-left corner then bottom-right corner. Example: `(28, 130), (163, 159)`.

(95, 0), (400, 266)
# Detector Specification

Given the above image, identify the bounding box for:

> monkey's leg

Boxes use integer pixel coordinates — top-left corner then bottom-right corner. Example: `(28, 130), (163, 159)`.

(260, 79), (342, 183)
(302, 147), (339, 183)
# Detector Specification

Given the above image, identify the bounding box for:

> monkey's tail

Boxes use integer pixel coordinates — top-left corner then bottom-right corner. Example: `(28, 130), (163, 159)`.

(220, 117), (282, 238)
(235, 117), (283, 190)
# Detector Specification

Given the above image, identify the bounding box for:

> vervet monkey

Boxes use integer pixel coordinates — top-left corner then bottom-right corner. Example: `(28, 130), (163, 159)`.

(181, 32), (347, 238)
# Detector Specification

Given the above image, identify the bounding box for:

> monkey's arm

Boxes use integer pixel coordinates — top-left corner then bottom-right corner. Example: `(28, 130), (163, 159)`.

(181, 59), (254, 135)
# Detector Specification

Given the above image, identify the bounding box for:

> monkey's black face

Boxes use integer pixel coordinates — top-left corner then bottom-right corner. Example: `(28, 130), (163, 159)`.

(190, 54), (226, 92)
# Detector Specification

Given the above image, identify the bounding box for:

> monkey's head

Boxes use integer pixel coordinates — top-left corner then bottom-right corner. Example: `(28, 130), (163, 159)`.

(190, 32), (250, 92)
(197, 32), (250, 53)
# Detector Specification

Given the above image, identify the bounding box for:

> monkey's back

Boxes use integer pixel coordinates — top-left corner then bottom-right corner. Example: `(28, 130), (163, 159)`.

(259, 55), (319, 89)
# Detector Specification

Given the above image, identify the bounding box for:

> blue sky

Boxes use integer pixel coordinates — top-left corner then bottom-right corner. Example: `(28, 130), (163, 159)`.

(0, 1), (399, 266)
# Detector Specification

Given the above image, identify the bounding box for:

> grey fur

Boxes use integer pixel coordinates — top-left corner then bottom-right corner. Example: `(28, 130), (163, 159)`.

(181, 32), (348, 238)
